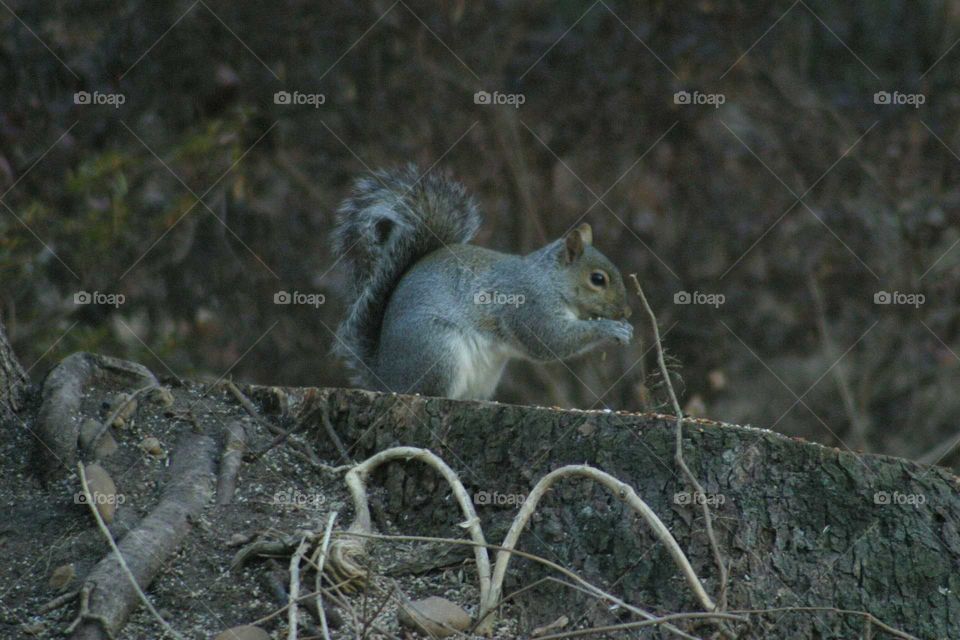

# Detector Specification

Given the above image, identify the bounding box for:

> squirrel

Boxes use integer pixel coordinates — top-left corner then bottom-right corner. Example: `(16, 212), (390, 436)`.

(331, 165), (634, 400)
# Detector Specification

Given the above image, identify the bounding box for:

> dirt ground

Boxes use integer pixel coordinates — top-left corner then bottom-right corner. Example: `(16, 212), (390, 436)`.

(0, 377), (523, 639)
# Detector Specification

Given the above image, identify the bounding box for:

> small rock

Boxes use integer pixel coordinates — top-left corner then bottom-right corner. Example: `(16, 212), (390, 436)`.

(149, 386), (175, 407)
(109, 393), (137, 427)
(94, 431), (119, 459)
(227, 532), (251, 547)
(141, 437), (164, 456)
(49, 563), (75, 590)
(532, 615), (569, 637)
(82, 463), (119, 524)
(78, 419), (104, 450)
(398, 596), (471, 637)
(79, 419), (118, 459)
(213, 625), (270, 640)
(21, 621), (46, 636)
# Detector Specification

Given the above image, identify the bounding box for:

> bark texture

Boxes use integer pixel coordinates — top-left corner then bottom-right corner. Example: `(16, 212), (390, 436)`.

(246, 386), (960, 639)
(0, 318), (26, 424)
(71, 432), (217, 640)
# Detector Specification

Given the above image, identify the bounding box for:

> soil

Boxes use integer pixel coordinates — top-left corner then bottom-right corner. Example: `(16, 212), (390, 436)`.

(0, 379), (521, 639)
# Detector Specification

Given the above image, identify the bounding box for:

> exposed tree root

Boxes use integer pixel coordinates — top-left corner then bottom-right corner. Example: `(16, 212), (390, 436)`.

(329, 446), (491, 604)
(69, 433), (216, 639)
(76, 461), (185, 640)
(329, 445), (716, 635)
(35, 352), (157, 477)
(216, 421), (247, 505)
(488, 464), (715, 615)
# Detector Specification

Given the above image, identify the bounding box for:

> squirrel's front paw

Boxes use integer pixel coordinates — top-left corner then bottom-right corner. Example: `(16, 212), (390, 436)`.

(599, 319), (633, 345)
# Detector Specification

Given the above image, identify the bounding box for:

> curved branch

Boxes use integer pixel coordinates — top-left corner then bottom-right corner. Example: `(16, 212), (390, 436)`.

(336, 446), (492, 621)
(486, 464), (715, 620)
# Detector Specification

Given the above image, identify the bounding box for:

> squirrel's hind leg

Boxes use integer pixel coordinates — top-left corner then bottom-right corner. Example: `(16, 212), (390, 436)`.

(374, 323), (459, 399)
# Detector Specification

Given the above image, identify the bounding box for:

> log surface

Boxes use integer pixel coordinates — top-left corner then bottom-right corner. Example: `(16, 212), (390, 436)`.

(247, 385), (960, 639)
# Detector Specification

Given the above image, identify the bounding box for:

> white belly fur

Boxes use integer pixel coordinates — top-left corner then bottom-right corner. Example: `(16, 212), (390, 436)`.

(447, 330), (514, 400)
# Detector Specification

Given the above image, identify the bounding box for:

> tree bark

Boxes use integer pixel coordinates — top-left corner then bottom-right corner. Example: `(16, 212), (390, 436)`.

(0, 318), (26, 424)
(243, 386), (960, 640)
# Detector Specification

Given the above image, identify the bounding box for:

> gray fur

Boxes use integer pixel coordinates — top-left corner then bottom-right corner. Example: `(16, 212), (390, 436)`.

(331, 166), (633, 399)
(332, 165), (481, 386)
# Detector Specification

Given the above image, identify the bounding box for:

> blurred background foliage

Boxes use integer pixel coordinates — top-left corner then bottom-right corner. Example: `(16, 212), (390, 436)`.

(2, 0), (960, 468)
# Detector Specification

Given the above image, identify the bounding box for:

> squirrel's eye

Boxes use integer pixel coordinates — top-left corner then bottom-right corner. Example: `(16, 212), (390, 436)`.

(590, 271), (608, 287)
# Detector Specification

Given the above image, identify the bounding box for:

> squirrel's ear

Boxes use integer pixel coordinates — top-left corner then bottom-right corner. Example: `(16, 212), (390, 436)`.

(563, 224), (592, 263)
(373, 218), (394, 244)
(576, 223), (593, 246)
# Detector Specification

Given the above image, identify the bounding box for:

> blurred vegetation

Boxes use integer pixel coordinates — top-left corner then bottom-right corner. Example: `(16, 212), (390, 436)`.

(2, 0), (960, 468)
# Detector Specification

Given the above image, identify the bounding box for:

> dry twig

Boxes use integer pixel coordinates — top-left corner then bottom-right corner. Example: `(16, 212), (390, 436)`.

(342, 531), (718, 640)
(313, 512), (339, 640)
(536, 611), (749, 639)
(288, 536), (311, 640)
(732, 607), (919, 640)
(630, 273), (728, 609)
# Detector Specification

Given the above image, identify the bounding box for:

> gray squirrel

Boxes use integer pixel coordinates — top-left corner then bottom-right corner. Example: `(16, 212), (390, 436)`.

(332, 165), (634, 400)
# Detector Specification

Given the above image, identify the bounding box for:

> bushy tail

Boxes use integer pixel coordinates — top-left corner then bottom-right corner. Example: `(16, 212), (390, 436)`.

(331, 165), (481, 381)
